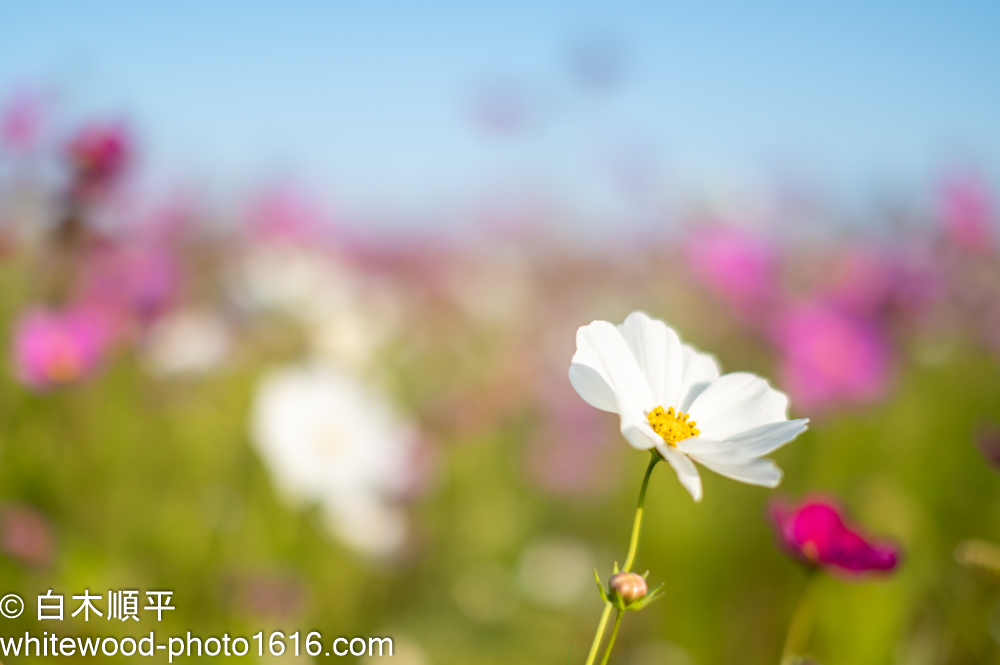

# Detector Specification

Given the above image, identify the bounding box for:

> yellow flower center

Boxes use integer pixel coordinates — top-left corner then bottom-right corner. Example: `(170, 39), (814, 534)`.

(647, 406), (700, 446)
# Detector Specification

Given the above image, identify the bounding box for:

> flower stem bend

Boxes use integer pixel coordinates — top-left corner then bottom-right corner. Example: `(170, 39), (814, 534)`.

(583, 451), (660, 665)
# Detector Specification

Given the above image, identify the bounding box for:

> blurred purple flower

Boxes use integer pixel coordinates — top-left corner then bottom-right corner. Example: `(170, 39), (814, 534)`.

(772, 303), (892, 410)
(940, 173), (995, 252)
(12, 305), (115, 390)
(0, 502), (55, 568)
(686, 227), (778, 313)
(771, 498), (899, 574)
(65, 122), (130, 200)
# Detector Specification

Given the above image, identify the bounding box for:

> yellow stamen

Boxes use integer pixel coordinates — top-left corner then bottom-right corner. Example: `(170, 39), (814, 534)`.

(646, 405), (700, 446)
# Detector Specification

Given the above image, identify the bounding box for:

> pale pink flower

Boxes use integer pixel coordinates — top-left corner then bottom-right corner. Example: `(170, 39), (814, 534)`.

(940, 173), (994, 252)
(0, 502), (56, 568)
(244, 188), (330, 245)
(1, 91), (46, 153)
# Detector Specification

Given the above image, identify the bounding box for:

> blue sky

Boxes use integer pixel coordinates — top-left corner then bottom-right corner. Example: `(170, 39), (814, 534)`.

(1, 0), (998, 226)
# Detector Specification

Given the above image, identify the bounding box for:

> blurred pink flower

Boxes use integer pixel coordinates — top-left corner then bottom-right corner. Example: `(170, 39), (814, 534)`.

(771, 498), (899, 574)
(245, 188), (330, 245)
(772, 303), (892, 410)
(12, 305), (115, 390)
(0, 502), (55, 568)
(940, 173), (994, 252)
(65, 122), (130, 199)
(686, 227), (778, 312)
(81, 244), (181, 327)
(1, 91), (46, 153)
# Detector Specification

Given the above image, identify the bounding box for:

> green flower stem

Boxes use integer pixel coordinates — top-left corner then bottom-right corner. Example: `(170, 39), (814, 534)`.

(583, 451), (661, 665)
(623, 452), (660, 573)
(584, 603), (613, 665)
(780, 568), (819, 665)
(599, 610), (624, 665)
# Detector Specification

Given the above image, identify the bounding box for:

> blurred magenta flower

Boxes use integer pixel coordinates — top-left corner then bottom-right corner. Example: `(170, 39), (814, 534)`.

(685, 227), (778, 313)
(65, 122), (130, 199)
(81, 244), (181, 327)
(940, 173), (994, 252)
(772, 303), (892, 410)
(0, 502), (55, 568)
(12, 305), (114, 390)
(771, 498), (899, 574)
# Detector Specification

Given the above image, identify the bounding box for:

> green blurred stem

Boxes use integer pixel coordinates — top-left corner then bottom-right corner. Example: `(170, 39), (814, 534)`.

(584, 452), (660, 665)
(780, 568), (819, 665)
(599, 610), (624, 665)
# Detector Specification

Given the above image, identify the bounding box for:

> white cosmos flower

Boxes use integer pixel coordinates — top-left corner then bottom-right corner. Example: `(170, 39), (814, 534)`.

(250, 361), (419, 556)
(569, 311), (808, 502)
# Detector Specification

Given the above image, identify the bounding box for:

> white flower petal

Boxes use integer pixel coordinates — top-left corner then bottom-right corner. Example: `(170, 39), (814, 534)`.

(690, 455), (783, 488)
(678, 344), (722, 412)
(676, 419), (809, 461)
(620, 413), (662, 450)
(568, 363), (618, 413)
(616, 311), (684, 409)
(656, 445), (703, 502)
(687, 372), (789, 440)
(571, 320), (655, 415)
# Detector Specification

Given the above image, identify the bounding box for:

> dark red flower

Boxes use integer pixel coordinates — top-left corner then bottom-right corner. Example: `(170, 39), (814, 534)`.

(65, 123), (130, 198)
(770, 498), (899, 574)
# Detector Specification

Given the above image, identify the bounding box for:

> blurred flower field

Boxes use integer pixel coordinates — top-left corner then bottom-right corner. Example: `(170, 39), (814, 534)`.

(0, 104), (999, 665)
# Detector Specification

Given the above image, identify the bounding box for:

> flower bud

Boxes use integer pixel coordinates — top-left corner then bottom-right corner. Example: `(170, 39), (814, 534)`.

(608, 572), (647, 604)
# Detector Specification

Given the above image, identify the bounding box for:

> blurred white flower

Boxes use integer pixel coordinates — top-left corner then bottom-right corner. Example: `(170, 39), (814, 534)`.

(141, 309), (231, 377)
(570, 311), (808, 502)
(228, 244), (400, 369)
(227, 245), (352, 323)
(308, 283), (401, 370)
(250, 362), (419, 557)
